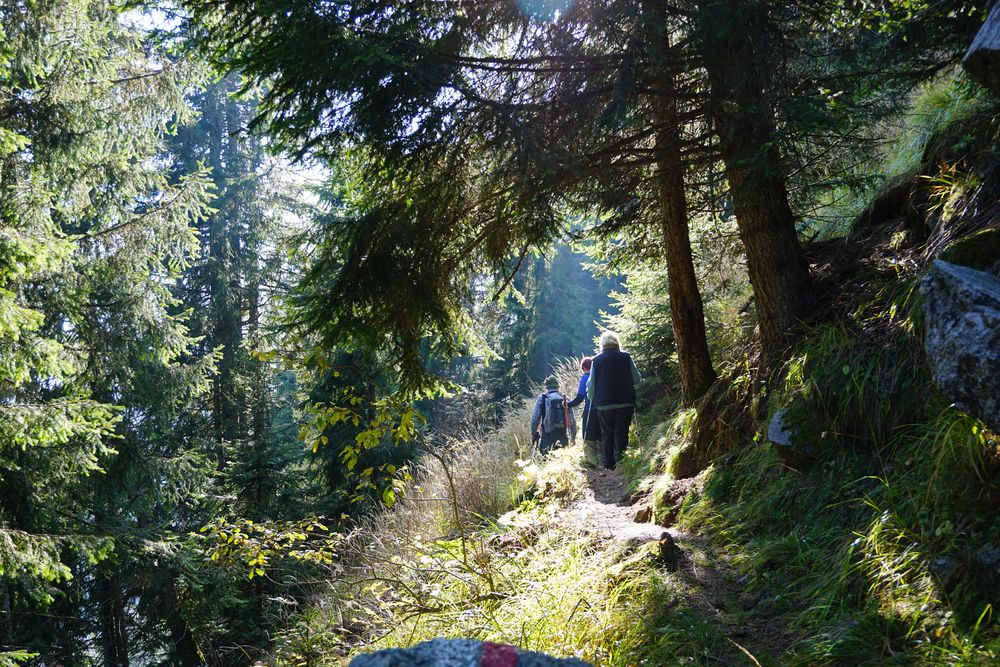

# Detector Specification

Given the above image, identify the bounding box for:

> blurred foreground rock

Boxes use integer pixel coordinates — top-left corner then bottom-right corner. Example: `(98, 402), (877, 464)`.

(349, 639), (593, 667)
(920, 260), (1000, 432)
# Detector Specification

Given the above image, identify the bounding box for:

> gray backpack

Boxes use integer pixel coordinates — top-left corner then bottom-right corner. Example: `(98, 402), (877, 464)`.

(541, 392), (569, 434)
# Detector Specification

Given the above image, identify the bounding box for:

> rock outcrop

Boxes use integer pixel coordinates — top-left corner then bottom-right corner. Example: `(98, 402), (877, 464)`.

(349, 639), (593, 667)
(964, 3), (1000, 95)
(920, 260), (1000, 432)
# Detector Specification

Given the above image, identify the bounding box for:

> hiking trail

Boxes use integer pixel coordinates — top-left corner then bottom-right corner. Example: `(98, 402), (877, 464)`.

(560, 468), (662, 543)
(559, 467), (789, 665)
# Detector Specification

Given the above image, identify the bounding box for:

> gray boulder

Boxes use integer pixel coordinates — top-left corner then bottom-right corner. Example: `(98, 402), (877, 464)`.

(767, 406), (816, 467)
(920, 260), (1000, 432)
(349, 638), (592, 667)
(964, 3), (1000, 95)
(767, 407), (795, 448)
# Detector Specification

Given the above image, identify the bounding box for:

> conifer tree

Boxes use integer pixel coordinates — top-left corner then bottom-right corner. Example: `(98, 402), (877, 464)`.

(167, 71), (312, 657)
(0, 1), (214, 661)
(184, 0), (984, 386)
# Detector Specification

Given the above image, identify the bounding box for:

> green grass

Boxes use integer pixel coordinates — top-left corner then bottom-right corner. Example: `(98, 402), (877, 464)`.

(323, 514), (726, 665)
(276, 438), (771, 666)
(275, 265), (999, 667)
(672, 305), (1000, 665)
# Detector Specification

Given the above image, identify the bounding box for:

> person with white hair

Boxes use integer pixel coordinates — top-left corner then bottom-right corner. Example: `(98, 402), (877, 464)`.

(586, 330), (641, 469)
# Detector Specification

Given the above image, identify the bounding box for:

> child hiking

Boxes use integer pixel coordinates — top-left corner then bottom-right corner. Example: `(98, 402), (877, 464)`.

(530, 375), (578, 456)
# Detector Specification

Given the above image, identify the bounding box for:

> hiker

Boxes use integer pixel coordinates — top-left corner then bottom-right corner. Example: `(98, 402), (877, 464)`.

(587, 330), (641, 469)
(567, 356), (602, 467)
(530, 375), (577, 456)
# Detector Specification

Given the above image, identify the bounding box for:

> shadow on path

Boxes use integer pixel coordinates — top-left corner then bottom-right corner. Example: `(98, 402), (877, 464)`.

(583, 467), (633, 506)
(561, 467), (662, 543)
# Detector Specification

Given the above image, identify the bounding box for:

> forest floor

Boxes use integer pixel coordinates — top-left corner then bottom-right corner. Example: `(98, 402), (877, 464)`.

(563, 467), (791, 665)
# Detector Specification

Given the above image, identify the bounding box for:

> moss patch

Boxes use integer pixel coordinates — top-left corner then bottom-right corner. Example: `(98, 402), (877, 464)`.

(940, 228), (1000, 274)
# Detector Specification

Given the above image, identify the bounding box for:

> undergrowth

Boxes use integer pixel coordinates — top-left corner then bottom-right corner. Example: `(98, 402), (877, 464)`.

(675, 291), (1000, 664)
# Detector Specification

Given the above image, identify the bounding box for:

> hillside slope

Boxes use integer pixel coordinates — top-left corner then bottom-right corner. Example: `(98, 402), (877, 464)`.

(270, 86), (1000, 664)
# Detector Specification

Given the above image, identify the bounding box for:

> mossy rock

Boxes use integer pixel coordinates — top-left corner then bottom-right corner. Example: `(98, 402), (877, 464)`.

(668, 440), (701, 481)
(767, 403), (820, 470)
(652, 475), (700, 527)
(652, 476), (681, 527)
(940, 228), (1000, 274)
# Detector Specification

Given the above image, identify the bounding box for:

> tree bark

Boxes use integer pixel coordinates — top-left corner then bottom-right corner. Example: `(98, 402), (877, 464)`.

(694, 0), (814, 371)
(645, 1), (718, 404)
(99, 569), (130, 667)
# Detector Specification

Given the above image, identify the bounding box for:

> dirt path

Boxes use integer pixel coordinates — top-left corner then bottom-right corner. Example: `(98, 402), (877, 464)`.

(561, 467), (789, 665)
(562, 468), (662, 542)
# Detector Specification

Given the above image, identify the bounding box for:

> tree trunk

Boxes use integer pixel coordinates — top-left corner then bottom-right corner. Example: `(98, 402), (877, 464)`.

(0, 579), (14, 648)
(246, 238), (270, 515)
(645, 1), (718, 404)
(140, 564), (203, 666)
(964, 2), (1000, 95)
(695, 0), (814, 371)
(164, 577), (202, 667)
(206, 78), (243, 464)
(99, 569), (130, 667)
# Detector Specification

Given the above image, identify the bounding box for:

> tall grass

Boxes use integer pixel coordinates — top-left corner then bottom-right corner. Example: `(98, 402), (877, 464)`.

(274, 361), (590, 664)
(882, 72), (990, 180)
(774, 318), (925, 451)
(350, 360), (583, 543)
(802, 70), (993, 242)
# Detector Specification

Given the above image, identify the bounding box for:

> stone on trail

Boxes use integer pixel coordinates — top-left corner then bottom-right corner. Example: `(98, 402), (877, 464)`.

(920, 260), (1000, 433)
(348, 639), (593, 667)
(633, 505), (652, 524)
(656, 532), (681, 571)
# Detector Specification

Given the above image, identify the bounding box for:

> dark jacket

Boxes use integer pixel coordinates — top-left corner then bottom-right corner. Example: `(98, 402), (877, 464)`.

(587, 347), (641, 409)
(568, 372), (600, 441)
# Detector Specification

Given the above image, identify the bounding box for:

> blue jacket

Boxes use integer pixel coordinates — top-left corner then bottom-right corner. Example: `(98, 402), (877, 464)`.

(567, 372), (594, 417)
(587, 347), (641, 409)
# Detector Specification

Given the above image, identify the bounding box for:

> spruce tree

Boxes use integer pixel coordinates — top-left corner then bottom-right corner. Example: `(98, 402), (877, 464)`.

(0, 1), (214, 661)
